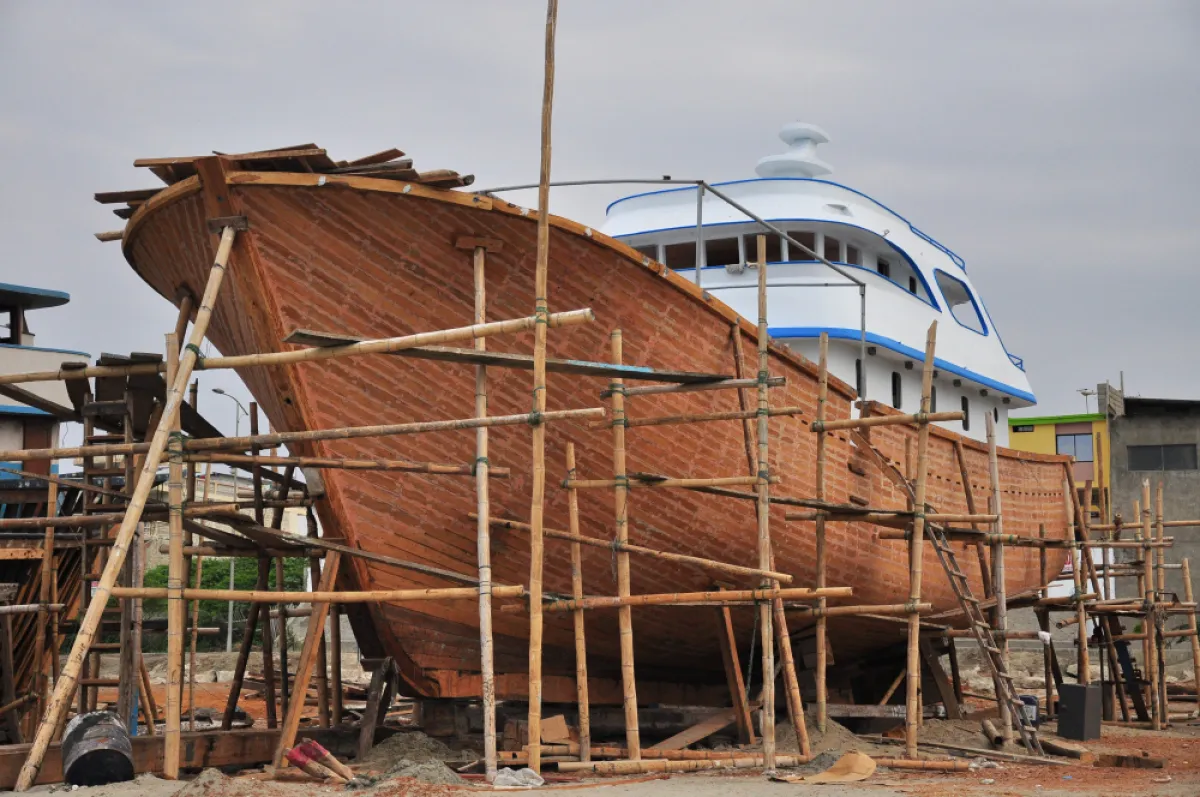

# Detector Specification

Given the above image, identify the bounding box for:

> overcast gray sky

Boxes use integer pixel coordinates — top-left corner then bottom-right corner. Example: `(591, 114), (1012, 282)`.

(1, 1), (1197, 438)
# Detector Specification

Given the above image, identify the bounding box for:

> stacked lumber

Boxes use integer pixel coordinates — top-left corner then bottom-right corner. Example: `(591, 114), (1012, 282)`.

(94, 144), (474, 230)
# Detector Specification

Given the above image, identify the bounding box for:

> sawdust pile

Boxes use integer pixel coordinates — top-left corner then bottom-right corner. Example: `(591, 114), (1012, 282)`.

(775, 709), (893, 757)
(356, 732), (474, 786)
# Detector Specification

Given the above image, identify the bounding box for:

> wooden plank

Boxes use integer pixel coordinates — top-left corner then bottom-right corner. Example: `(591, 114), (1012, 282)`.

(282, 331), (732, 384)
(0, 385), (77, 421)
(134, 148), (328, 168)
(919, 639), (962, 719)
(0, 550), (43, 561)
(827, 704), (907, 719)
(93, 188), (162, 204)
(357, 657), (397, 760)
(714, 603), (754, 744)
(346, 148), (406, 167)
(649, 708), (735, 751)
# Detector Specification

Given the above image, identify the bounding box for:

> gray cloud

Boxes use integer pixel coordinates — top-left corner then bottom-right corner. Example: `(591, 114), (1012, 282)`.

(1, 0), (1197, 441)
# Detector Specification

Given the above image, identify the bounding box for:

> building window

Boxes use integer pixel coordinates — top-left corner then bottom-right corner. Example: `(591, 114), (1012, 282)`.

(855, 359), (863, 396)
(846, 244), (862, 266)
(663, 241), (696, 268)
(994, 407), (999, 422)
(877, 257), (891, 279)
(1012, 424), (1034, 433)
(824, 235), (842, 262)
(1056, 433), (1094, 462)
(1128, 444), (1199, 471)
(891, 372), (902, 409)
(930, 385), (937, 412)
(705, 237), (740, 267)
(961, 396), (970, 431)
(787, 230), (817, 260)
(908, 276), (918, 294)
(741, 234), (782, 265)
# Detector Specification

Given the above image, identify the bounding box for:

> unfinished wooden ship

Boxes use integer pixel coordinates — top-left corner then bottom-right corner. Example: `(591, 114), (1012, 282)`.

(98, 144), (1073, 704)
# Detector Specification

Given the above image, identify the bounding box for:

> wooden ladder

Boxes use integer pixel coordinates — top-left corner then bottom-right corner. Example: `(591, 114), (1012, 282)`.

(927, 524), (1043, 755)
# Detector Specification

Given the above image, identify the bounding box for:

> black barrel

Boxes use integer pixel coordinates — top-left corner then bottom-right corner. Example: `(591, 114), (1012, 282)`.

(61, 711), (135, 786)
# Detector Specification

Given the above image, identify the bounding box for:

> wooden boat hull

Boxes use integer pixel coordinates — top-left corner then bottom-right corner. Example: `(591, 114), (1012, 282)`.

(121, 167), (1072, 702)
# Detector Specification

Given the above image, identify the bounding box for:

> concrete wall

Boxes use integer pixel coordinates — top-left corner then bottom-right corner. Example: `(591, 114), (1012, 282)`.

(1109, 400), (1200, 605)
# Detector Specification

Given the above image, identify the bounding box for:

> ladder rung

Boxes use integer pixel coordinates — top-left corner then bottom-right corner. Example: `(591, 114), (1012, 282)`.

(985, 645), (1001, 654)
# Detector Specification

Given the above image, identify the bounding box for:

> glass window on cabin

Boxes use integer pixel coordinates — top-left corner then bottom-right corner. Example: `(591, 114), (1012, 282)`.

(663, 241), (697, 269)
(787, 230), (817, 261)
(741, 234), (782, 265)
(877, 256), (892, 280)
(934, 271), (987, 333)
(891, 372), (902, 409)
(1057, 433), (1094, 462)
(824, 235), (842, 262)
(846, 244), (862, 266)
(961, 396), (970, 431)
(705, 237), (740, 267)
(633, 244), (658, 261)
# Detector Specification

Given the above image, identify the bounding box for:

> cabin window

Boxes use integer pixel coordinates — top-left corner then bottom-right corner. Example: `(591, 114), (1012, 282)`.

(934, 270), (987, 334)
(877, 257), (892, 279)
(705, 237), (740, 267)
(786, 231), (817, 260)
(891, 372), (902, 409)
(930, 385), (937, 412)
(663, 241), (697, 269)
(1012, 424), (1034, 433)
(742, 234), (782, 265)
(846, 244), (862, 266)
(1128, 444), (1198, 471)
(961, 396), (970, 431)
(908, 276), (918, 294)
(994, 407), (1000, 423)
(855, 359), (863, 395)
(633, 244), (658, 262)
(824, 235), (842, 262)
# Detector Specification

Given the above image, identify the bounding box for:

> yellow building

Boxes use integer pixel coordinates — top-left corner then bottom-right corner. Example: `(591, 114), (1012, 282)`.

(1008, 413), (1110, 516)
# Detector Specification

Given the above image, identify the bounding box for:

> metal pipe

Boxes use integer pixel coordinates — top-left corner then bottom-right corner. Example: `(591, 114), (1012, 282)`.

(694, 184), (705, 290)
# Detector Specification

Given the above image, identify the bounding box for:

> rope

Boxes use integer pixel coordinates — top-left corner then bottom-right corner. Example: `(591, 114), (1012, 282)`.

(472, 457), (489, 476)
(184, 343), (205, 360)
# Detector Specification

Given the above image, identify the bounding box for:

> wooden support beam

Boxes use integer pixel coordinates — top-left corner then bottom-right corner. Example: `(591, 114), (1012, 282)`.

(564, 445), (590, 763)
(714, 598), (755, 745)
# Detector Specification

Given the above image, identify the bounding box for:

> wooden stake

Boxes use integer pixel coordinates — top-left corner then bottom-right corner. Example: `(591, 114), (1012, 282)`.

(162, 335), (185, 777)
(271, 552), (342, 771)
(16, 224), (238, 792)
(1038, 524), (1055, 720)
(714, 591), (755, 745)
(815, 332), (829, 733)
(565, 444), (591, 762)
(525, 2), (558, 773)
(609, 330), (642, 760)
(753, 235), (776, 771)
(187, 464), (211, 731)
(904, 321), (937, 759)
(985, 413), (1012, 744)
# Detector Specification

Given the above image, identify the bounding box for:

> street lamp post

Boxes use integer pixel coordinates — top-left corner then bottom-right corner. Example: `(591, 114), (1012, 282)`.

(212, 389), (249, 653)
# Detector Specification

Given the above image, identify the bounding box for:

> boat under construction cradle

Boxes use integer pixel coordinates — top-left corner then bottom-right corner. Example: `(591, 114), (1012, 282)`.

(95, 144), (1075, 704)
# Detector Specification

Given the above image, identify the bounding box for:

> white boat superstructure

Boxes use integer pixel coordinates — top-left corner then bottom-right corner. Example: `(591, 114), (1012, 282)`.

(599, 123), (1034, 444)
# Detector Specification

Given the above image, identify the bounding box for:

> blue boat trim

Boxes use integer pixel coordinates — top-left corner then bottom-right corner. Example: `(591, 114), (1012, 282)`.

(0, 342), (91, 357)
(618, 217), (943, 311)
(606, 177), (967, 271)
(0, 404), (53, 417)
(768, 326), (1037, 404)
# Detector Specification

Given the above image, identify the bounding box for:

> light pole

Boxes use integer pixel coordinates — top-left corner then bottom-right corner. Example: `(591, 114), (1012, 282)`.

(213, 388), (249, 652)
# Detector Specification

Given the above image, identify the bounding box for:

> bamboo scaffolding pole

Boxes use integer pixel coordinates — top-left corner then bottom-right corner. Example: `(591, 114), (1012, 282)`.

(0, 309), (595, 388)
(113, 585), (525, 603)
(785, 602), (932, 617)
(1092, 519), (1200, 530)
(1156, 482), (1166, 597)
(593, 406), (805, 429)
(0, 501), (304, 530)
(753, 235), (777, 771)
(543, 586), (850, 612)
(0, 466), (127, 500)
(814, 332), (829, 733)
(1038, 524), (1055, 720)
(986, 413), (1012, 744)
(0, 409), (604, 465)
(609, 330), (641, 760)
(565, 445), (590, 763)
(479, 516), (792, 583)
(186, 452), (510, 477)
(905, 321), (937, 760)
(1141, 482), (1160, 729)
(35, 481), (56, 726)
(272, 552), (342, 771)
(558, 756), (809, 774)
(1183, 559), (1200, 705)
(164, 336), (185, 779)
(811, 411), (964, 433)
(615, 376), (785, 399)
(566, 475), (766, 490)
(525, 1), (558, 774)
(465, 243), (499, 781)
